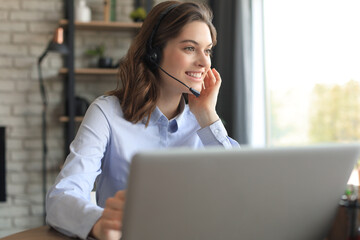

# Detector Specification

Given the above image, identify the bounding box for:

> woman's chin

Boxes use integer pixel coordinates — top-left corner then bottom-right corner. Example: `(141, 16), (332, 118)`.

(191, 83), (203, 92)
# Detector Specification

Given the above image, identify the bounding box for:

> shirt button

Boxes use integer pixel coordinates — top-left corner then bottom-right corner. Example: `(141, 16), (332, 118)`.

(214, 129), (220, 134)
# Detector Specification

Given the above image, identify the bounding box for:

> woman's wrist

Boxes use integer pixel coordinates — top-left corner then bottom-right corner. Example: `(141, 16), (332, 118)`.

(90, 220), (100, 239)
(196, 110), (219, 128)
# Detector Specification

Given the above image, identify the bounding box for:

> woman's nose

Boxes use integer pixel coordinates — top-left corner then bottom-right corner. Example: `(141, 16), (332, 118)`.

(196, 52), (211, 68)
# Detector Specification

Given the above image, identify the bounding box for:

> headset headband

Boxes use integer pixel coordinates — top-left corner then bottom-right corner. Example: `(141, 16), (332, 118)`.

(147, 4), (179, 51)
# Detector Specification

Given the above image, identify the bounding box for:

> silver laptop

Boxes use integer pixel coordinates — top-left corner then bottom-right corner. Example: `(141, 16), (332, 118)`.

(121, 143), (360, 240)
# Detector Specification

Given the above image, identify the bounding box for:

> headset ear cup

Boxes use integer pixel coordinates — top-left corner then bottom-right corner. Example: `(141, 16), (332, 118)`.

(146, 47), (161, 70)
(155, 49), (162, 64)
(151, 47), (161, 65)
(145, 49), (155, 70)
(150, 51), (158, 64)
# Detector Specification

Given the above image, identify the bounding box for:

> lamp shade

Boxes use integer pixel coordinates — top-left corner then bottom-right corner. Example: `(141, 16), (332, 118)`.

(38, 27), (69, 64)
(47, 27), (69, 54)
(47, 41), (69, 55)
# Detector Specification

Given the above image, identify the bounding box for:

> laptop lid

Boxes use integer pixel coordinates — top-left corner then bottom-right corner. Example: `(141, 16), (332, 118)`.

(121, 143), (360, 240)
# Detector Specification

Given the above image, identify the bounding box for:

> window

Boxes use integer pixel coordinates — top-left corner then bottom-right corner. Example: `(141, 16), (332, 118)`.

(261, 0), (360, 146)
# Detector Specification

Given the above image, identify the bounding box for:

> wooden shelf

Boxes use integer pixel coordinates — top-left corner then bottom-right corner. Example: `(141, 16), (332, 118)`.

(59, 19), (142, 31)
(59, 116), (84, 123)
(59, 68), (118, 75)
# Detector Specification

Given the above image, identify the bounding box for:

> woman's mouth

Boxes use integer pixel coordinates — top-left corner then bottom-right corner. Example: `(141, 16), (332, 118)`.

(185, 71), (203, 81)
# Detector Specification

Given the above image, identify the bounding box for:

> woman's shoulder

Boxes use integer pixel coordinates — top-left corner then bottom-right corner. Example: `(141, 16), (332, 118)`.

(91, 95), (124, 116)
(93, 95), (119, 106)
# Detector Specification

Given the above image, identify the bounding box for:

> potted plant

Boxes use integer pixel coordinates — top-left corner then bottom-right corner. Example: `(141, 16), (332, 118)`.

(130, 7), (146, 22)
(85, 44), (113, 68)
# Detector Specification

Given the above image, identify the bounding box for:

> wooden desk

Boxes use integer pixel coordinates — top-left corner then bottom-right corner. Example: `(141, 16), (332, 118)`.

(0, 207), (350, 240)
(1, 226), (72, 240)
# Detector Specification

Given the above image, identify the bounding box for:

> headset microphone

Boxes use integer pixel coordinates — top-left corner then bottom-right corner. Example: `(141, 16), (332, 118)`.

(146, 4), (200, 98)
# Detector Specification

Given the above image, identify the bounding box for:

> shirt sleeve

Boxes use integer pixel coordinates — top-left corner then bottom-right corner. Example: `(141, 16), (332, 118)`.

(197, 119), (240, 148)
(46, 100), (110, 239)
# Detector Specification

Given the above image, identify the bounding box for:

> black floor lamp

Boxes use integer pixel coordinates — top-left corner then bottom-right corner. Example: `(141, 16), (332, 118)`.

(37, 27), (68, 224)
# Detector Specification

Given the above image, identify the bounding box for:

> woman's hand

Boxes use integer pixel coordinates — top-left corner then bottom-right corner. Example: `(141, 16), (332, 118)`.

(90, 190), (126, 240)
(188, 68), (221, 128)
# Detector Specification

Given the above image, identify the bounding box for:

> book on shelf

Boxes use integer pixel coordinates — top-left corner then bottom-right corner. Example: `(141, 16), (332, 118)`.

(110, 0), (116, 21)
(104, 0), (116, 22)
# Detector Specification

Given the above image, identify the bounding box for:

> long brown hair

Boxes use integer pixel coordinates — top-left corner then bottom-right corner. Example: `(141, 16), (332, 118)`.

(108, 1), (217, 126)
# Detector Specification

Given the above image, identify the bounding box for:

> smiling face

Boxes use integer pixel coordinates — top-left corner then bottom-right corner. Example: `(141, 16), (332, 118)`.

(159, 20), (213, 96)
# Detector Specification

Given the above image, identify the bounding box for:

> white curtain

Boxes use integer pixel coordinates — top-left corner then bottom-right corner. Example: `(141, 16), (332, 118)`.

(250, 0), (266, 147)
(210, 0), (265, 146)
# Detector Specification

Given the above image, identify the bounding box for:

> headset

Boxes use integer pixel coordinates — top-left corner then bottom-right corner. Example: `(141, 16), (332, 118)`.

(145, 4), (201, 97)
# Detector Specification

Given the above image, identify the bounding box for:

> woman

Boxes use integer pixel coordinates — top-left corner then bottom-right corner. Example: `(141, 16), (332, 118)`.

(46, 1), (239, 239)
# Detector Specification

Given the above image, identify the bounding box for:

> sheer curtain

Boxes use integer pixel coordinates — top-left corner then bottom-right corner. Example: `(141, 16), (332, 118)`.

(210, 0), (264, 146)
(250, 0), (266, 147)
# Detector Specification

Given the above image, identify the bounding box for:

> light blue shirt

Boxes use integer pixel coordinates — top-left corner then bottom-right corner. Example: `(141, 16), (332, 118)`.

(46, 95), (239, 239)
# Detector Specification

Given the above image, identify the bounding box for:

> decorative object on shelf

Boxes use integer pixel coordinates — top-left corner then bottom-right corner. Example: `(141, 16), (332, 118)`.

(76, 0), (91, 22)
(85, 44), (113, 68)
(104, 0), (110, 21)
(98, 57), (113, 68)
(37, 27), (69, 224)
(110, 0), (116, 21)
(130, 7), (147, 22)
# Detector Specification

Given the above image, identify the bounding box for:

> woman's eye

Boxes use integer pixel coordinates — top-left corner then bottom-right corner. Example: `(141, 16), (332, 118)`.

(205, 49), (213, 56)
(184, 46), (195, 52)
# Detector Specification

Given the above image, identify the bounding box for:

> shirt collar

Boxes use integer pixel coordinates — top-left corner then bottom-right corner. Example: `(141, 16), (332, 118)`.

(171, 97), (186, 125)
(142, 97), (187, 129)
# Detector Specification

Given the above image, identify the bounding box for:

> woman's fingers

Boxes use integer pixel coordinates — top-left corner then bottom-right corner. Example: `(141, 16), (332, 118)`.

(209, 68), (217, 84)
(101, 190), (126, 228)
(100, 218), (123, 231)
(202, 68), (220, 94)
(203, 69), (212, 89)
(105, 197), (124, 211)
(115, 190), (126, 200)
(105, 190), (126, 210)
(91, 190), (126, 239)
(203, 68), (220, 89)
(102, 208), (124, 221)
(212, 68), (221, 88)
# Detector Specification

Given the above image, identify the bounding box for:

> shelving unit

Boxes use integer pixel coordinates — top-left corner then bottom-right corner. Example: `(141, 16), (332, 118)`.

(62, 0), (141, 153)
(59, 116), (84, 123)
(59, 67), (118, 75)
(59, 19), (142, 31)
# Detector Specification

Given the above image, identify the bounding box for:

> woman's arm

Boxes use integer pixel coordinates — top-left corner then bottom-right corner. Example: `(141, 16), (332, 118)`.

(189, 68), (240, 148)
(46, 100), (111, 239)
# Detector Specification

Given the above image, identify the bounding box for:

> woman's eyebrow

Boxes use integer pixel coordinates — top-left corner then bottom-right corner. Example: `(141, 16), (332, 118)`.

(179, 39), (213, 47)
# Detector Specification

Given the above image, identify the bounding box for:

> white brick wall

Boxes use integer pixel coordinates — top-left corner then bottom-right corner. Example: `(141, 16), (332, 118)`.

(0, 0), (206, 237)
(0, 0), (133, 237)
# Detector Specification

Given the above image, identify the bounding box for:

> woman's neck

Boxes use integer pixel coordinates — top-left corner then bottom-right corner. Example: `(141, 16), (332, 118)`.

(157, 92), (182, 120)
